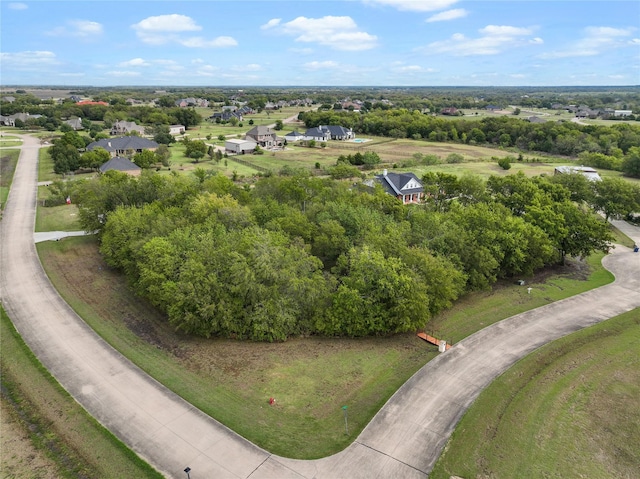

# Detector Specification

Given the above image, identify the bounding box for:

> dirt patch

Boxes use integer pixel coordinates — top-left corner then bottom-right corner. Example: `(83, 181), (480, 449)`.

(0, 398), (61, 479)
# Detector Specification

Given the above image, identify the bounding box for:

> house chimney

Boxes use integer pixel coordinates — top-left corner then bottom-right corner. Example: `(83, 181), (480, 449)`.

(383, 169), (388, 176)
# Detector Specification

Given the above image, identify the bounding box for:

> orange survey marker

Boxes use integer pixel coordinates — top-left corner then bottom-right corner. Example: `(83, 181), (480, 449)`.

(417, 332), (451, 350)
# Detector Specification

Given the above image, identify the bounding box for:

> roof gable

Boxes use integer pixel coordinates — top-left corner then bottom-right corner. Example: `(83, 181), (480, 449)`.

(99, 156), (141, 173)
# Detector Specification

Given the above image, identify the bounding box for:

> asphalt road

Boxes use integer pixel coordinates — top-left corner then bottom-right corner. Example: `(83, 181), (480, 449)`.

(1, 134), (639, 478)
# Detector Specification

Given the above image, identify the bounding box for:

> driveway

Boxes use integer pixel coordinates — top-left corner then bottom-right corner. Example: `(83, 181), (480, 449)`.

(1, 134), (639, 478)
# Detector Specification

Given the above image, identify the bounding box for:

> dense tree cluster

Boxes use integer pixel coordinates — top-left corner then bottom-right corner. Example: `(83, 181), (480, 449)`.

(73, 168), (625, 342)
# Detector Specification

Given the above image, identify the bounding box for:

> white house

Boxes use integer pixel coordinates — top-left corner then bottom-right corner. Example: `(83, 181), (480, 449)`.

(284, 131), (305, 142)
(554, 166), (602, 182)
(614, 110), (633, 117)
(225, 138), (257, 154)
(169, 124), (186, 135)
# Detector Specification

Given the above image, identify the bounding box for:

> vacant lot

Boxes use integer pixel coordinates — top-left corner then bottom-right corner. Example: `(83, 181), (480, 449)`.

(430, 307), (640, 479)
(34, 234), (617, 459)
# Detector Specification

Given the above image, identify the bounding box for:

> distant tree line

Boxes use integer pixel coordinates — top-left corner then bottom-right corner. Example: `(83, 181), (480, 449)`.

(69, 168), (638, 342)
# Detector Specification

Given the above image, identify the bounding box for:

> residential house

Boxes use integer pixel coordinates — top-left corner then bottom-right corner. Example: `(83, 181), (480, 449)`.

(441, 107), (459, 116)
(210, 111), (243, 122)
(554, 166), (602, 182)
(304, 127), (330, 142)
(64, 118), (84, 130)
(527, 116), (548, 124)
(2, 96), (16, 103)
(99, 156), (142, 176)
(371, 169), (424, 204)
(303, 125), (354, 141)
(614, 110), (633, 117)
(225, 139), (257, 154)
(245, 125), (282, 148)
(169, 125), (186, 135)
(110, 120), (145, 136)
(238, 105), (255, 115)
(1, 112), (43, 126)
(284, 131), (305, 142)
(87, 137), (158, 158)
(76, 100), (109, 106)
(0, 115), (15, 126)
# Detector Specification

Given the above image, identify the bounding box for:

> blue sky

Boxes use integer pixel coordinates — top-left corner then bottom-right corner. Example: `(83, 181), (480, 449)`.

(1, 0), (639, 86)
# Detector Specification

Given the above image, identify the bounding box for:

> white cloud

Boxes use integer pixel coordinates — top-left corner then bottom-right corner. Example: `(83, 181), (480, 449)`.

(0, 50), (59, 69)
(8, 3), (28, 10)
(180, 36), (237, 48)
(195, 65), (218, 77)
(132, 14), (236, 48)
(539, 26), (635, 59)
(232, 64), (262, 72)
(264, 16), (377, 51)
(261, 18), (281, 30)
(426, 8), (467, 23)
(530, 37), (544, 45)
(132, 14), (200, 33)
(106, 71), (141, 77)
(391, 63), (437, 73)
(46, 20), (103, 37)
(422, 24), (538, 56)
(304, 60), (339, 70)
(119, 58), (150, 67)
(363, 0), (458, 12)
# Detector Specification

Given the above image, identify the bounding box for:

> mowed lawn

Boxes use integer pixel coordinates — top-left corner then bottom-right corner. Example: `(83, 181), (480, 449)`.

(34, 233), (620, 460)
(430, 307), (640, 479)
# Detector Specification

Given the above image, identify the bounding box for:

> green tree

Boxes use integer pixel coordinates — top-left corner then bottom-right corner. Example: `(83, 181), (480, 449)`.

(155, 144), (172, 167)
(591, 177), (640, 222)
(274, 120), (284, 130)
(621, 147), (640, 178)
(184, 138), (207, 162)
(133, 149), (158, 169)
(153, 125), (175, 145)
(325, 246), (429, 336)
(80, 147), (110, 170)
(497, 157), (511, 170)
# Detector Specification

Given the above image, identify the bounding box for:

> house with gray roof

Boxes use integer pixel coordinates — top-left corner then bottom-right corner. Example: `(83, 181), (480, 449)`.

(304, 125), (354, 141)
(87, 136), (158, 158)
(110, 120), (145, 136)
(99, 156), (142, 176)
(284, 131), (305, 142)
(64, 118), (84, 130)
(245, 125), (282, 148)
(370, 169), (424, 204)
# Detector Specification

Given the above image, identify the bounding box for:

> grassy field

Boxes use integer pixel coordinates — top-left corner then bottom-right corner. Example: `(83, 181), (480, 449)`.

(0, 306), (163, 479)
(33, 233), (619, 459)
(1, 148), (20, 209)
(430, 307), (640, 479)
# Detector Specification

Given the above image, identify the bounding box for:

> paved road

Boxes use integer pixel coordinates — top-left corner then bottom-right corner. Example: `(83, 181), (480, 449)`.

(2, 134), (639, 478)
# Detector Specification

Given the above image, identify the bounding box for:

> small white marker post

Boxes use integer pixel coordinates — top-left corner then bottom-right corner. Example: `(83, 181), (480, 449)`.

(527, 287), (532, 294)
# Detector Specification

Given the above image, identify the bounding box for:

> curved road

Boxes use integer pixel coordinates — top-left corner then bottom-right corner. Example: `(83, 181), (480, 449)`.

(2, 135), (639, 478)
